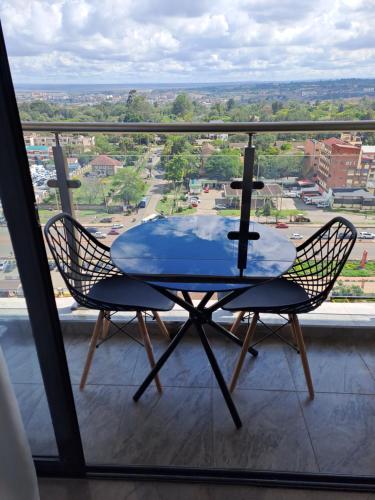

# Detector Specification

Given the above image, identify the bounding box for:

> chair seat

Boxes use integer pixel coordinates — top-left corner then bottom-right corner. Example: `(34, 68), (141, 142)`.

(87, 275), (175, 311)
(220, 278), (310, 312)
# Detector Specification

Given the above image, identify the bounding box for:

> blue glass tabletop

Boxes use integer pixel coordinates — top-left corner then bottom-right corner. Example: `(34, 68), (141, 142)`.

(110, 216), (296, 292)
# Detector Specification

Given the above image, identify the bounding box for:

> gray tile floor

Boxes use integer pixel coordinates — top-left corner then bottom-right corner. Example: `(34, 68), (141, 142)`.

(2, 319), (375, 477)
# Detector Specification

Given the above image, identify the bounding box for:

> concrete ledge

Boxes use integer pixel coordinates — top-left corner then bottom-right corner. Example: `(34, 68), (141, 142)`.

(0, 297), (374, 334)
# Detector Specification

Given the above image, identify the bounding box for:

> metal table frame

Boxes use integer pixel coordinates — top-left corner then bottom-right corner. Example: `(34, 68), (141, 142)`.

(133, 283), (260, 429)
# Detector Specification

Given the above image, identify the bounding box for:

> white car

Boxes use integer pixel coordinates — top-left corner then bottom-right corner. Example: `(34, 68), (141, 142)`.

(94, 231), (106, 239)
(290, 233), (303, 240)
(112, 223), (124, 229)
(188, 196), (201, 203)
(141, 213), (166, 223)
(358, 231), (374, 239)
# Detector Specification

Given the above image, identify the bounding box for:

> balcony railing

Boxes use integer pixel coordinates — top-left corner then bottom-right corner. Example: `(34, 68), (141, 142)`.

(2, 119), (375, 300)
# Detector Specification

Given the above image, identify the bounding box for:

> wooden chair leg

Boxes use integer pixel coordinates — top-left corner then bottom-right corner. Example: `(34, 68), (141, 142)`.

(137, 311), (162, 394)
(152, 311), (170, 340)
(230, 311), (245, 333)
(102, 312), (111, 339)
(288, 313), (298, 348)
(80, 310), (104, 390)
(229, 312), (259, 392)
(291, 314), (314, 400)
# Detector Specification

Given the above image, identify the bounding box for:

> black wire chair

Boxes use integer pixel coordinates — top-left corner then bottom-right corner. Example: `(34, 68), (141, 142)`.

(44, 213), (174, 392)
(221, 217), (357, 397)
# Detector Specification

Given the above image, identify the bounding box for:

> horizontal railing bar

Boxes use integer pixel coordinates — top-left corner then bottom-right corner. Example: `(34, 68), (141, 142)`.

(21, 120), (375, 134)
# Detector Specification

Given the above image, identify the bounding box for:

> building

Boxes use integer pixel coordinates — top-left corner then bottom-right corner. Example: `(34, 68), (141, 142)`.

(24, 132), (95, 152)
(332, 187), (375, 209)
(91, 155), (123, 176)
(361, 146), (375, 191)
(340, 132), (362, 147)
(305, 137), (364, 190)
(25, 145), (51, 164)
(207, 120), (229, 141)
(222, 181), (283, 209)
(67, 157), (79, 172)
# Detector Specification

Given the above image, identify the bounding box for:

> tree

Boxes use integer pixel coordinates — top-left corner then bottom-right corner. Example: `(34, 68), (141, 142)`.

(78, 155), (91, 167)
(226, 98), (236, 111)
(111, 168), (147, 205)
(74, 179), (105, 205)
(262, 198), (272, 217)
(127, 89), (137, 106)
(272, 101), (283, 114)
(123, 95), (157, 122)
(204, 149), (242, 180)
(171, 94), (193, 116)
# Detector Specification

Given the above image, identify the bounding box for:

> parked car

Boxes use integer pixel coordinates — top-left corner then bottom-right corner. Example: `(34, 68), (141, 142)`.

(189, 196), (201, 203)
(191, 200), (199, 207)
(100, 217), (113, 223)
(290, 233), (303, 240)
(141, 213), (165, 223)
(358, 231), (374, 239)
(112, 223), (124, 229)
(86, 227), (98, 233)
(94, 231), (106, 239)
(3, 260), (16, 272)
(276, 222), (288, 229)
(215, 203), (227, 210)
(0, 260), (5, 271)
(316, 202), (330, 208)
(108, 229), (120, 235)
(338, 232), (352, 240)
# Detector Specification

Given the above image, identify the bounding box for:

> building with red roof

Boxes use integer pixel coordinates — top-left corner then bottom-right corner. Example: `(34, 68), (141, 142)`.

(91, 155), (123, 177)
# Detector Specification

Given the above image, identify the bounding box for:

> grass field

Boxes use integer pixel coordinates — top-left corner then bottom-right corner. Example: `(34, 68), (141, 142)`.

(156, 197), (197, 216)
(341, 261), (375, 277)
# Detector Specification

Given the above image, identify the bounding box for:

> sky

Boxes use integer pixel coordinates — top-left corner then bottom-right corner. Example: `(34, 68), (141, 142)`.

(1, 0), (375, 84)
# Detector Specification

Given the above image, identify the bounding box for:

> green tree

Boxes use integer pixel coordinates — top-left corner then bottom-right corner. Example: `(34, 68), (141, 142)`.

(123, 95), (157, 122)
(127, 89), (137, 105)
(74, 179), (106, 205)
(226, 98), (236, 111)
(262, 198), (272, 217)
(204, 149), (242, 180)
(111, 168), (147, 205)
(172, 94), (193, 116)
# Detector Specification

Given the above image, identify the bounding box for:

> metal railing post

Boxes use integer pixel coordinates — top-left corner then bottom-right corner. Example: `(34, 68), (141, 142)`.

(52, 133), (75, 217)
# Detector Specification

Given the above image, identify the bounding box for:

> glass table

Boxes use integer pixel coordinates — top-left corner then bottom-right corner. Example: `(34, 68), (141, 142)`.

(111, 216), (296, 427)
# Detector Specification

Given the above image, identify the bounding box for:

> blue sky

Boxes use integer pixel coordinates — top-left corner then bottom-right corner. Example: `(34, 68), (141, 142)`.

(1, 0), (374, 84)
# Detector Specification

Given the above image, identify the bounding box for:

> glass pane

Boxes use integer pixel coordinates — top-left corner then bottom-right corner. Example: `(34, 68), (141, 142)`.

(0, 208), (58, 456)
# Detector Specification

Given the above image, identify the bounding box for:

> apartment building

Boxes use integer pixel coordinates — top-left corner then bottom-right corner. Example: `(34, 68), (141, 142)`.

(362, 146), (375, 191)
(25, 145), (51, 163)
(305, 137), (365, 189)
(24, 132), (95, 152)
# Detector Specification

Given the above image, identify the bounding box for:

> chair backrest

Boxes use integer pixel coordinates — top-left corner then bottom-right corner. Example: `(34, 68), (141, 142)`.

(285, 217), (357, 312)
(44, 213), (119, 307)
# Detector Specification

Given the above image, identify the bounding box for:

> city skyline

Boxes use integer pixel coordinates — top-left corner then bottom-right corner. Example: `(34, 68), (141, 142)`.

(1, 0), (374, 84)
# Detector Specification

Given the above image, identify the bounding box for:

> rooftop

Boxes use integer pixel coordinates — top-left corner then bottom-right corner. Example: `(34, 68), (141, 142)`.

(91, 154), (122, 166)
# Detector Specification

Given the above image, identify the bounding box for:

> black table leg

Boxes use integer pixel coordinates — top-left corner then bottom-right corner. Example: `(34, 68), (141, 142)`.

(208, 319), (258, 357)
(195, 321), (242, 429)
(133, 318), (192, 401)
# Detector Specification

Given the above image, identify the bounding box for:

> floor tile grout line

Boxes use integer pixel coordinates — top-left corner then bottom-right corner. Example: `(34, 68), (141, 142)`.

(296, 391), (321, 473)
(10, 380), (375, 397)
(357, 349), (375, 387)
(282, 338), (322, 473)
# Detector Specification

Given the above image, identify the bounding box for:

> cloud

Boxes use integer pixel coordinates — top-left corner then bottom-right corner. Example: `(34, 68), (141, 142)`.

(0, 0), (374, 83)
